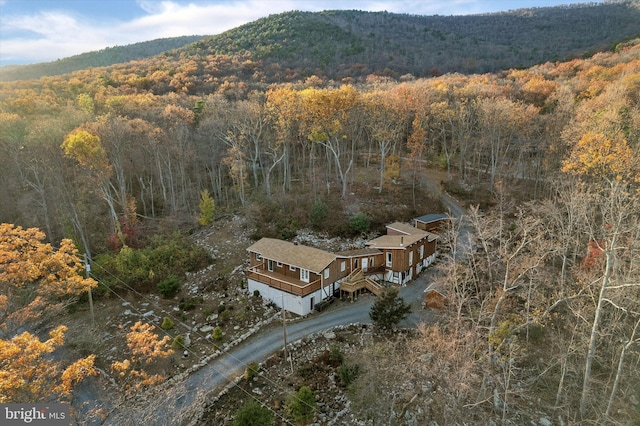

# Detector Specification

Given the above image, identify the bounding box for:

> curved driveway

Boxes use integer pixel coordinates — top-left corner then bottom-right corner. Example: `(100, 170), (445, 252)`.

(101, 270), (437, 426)
(96, 187), (466, 425)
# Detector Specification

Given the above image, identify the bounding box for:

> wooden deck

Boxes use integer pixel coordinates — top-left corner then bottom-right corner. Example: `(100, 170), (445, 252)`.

(246, 267), (322, 297)
(339, 268), (384, 300)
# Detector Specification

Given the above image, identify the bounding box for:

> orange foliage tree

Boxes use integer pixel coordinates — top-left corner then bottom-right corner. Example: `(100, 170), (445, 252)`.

(0, 223), (98, 402)
(0, 325), (96, 403)
(0, 223), (97, 336)
(110, 321), (173, 394)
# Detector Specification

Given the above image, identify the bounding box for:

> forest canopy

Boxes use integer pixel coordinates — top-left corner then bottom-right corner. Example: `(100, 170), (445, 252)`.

(0, 4), (639, 423)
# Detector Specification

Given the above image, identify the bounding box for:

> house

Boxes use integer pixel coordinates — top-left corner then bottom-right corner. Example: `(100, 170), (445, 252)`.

(366, 222), (438, 285)
(413, 213), (451, 233)
(246, 238), (344, 316)
(246, 218), (441, 314)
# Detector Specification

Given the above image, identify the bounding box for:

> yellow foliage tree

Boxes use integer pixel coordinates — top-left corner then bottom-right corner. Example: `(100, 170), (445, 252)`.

(0, 223), (97, 336)
(0, 325), (96, 403)
(383, 154), (401, 186)
(197, 190), (215, 226)
(0, 223), (97, 403)
(561, 131), (638, 182)
(110, 321), (173, 393)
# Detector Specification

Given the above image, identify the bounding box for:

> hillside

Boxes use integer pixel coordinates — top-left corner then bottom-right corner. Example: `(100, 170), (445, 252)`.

(183, 2), (640, 79)
(1, 1), (639, 423)
(0, 35), (206, 82)
(1, 2), (639, 84)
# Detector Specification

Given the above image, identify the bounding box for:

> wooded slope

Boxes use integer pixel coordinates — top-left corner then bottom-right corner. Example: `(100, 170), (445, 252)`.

(1, 1), (639, 84)
(0, 36), (205, 82)
(187, 2), (640, 78)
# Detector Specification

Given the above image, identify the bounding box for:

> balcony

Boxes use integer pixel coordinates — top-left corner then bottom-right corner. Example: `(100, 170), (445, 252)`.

(246, 266), (322, 297)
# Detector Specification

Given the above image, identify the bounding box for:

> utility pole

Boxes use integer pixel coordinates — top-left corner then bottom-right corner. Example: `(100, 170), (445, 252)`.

(282, 295), (293, 373)
(84, 254), (95, 328)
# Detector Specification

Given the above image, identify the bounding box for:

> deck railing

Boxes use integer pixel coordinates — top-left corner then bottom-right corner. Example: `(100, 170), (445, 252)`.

(246, 267), (321, 296)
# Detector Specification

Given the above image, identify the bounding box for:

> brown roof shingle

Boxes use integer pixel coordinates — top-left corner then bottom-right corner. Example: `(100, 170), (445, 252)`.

(367, 222), (438, 249)
(247, 238), (336, 273)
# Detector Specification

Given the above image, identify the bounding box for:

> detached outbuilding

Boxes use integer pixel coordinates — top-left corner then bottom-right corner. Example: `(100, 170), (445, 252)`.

(413, 213), (451, 233)
(424, 282), (448, 310)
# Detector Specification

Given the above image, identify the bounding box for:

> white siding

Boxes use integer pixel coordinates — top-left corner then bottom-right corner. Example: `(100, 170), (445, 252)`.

(247, 278), (328, 316)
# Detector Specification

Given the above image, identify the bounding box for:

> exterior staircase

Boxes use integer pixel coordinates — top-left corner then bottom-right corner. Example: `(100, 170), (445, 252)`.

(340, 268), (384, 299)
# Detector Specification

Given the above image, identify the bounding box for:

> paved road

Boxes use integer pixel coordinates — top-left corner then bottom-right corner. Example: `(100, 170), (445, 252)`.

(99, 269), (438, 426)
(85, 179), (466, 425)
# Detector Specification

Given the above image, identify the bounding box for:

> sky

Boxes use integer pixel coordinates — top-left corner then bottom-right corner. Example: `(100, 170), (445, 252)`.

(0, 0), (604, 66)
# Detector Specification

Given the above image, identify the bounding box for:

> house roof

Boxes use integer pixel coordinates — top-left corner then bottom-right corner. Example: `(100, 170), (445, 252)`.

(386, 221), (426, 235)
(367, 233), (427, 249)
(335, 247), (382, 258)
(367, 222), (438, 249)
(424, 281), (448, 296)
(247, 238), (336, 273)
(414, 213), (450, 224)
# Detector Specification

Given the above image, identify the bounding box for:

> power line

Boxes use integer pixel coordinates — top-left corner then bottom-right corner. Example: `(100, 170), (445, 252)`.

(15, 238), (321, 423)
(87, 265), (295, 425)
(88, 259), (320, 424)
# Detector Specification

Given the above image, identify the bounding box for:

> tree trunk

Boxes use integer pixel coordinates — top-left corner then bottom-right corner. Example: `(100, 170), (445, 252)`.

(603, 317), (640, 424)
(580, 249), (613, 418)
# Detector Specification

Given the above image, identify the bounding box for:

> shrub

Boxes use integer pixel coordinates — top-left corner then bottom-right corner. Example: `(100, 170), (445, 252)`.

(244, 361), (260, 381)
(348, 213), (371, 234)
(233, 401), (274, 426)
(280, 226), (297, 241)
(93, 232), (211, 294)
(172, 335), (185, 349)
(286, 386), (316, 424)
(160, 317), (174, 330)
(328, 345), (344, 366)
(309, 200), (328, 229)
(339, 363), (361, 387)
(297, 363), (322, 380)
(179, 297), (198, 311)
(157, 275), (180, 298)
(253, 290), (260, 297)
(211, 326), (223, 341)
(369, 287), (411, 331)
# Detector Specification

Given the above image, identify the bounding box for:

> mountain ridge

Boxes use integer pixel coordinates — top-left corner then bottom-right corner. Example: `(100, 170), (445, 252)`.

(1, 2), (639, 83)
(0, 35), (206, 82)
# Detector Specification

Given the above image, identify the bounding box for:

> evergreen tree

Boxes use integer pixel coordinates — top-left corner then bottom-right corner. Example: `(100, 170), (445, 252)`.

(233, 401), (274, 426)
(369, 287), (411, 331)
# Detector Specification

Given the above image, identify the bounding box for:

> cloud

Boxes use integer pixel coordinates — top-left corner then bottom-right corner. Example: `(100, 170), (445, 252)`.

(0, 9), (114, 63)
(1, 0), (305, 64)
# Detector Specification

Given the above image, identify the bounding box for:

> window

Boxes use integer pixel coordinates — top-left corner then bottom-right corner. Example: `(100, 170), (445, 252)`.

(386, 252), (392, 267)
(341, 261), (346, 272)
(354, 259), (359, 269)
(256, 253), (262, 261)
(290, 265), (297, 271)
(419, 245), (424, 259)
(409, 250), (413, 265)
(276, 261), (282, 267)
(268, 259), (274, 272)
(300, 269), (310, 283)
(324, 268), (329, 279)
